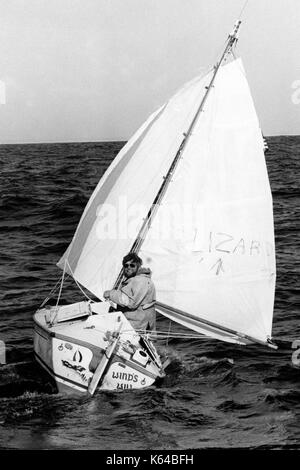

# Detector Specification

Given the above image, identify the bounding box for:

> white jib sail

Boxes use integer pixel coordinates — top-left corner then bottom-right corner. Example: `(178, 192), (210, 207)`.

(58, 68), (215, 297)
(139, 58), (276, 345)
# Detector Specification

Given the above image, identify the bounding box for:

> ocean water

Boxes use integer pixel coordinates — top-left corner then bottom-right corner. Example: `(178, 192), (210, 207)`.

(0, 136), (299, 451)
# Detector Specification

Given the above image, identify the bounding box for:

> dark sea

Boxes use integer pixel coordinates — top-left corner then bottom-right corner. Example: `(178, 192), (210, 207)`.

(0, 136), (299, 453)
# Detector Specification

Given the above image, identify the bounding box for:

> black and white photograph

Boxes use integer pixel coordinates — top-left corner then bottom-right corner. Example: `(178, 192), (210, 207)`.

(0, 0), (299, 455)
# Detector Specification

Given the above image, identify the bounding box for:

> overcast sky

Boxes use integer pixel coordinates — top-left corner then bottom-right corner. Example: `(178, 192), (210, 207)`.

(0, 0), (299, 143)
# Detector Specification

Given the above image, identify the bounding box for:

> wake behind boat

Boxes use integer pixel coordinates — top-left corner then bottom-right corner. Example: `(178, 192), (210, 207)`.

(33, 20), (277, 395)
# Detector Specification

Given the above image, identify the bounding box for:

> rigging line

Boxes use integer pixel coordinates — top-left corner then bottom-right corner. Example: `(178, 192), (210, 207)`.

(159, 335), (206, 340)
(39, 275), (64, 308)
(238, 0), (250, 19)
(166, 320), (172, 347)
(49, 261), (67, 326)
(138, 331), (205, 339)
(153, 330), (204, 336)
(65, 260), (95, 302)
(153, 330), (207, 337)
(83, 325), (205, 340)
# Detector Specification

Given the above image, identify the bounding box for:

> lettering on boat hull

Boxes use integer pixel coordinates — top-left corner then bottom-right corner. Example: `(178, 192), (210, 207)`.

(100, 361), (155, 390)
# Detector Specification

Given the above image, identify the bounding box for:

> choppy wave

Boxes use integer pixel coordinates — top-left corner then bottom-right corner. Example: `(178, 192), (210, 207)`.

(0, 136), (300, 450)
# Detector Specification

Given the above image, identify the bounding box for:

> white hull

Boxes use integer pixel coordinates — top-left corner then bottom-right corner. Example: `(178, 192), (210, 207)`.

(33, 302), (165, 395)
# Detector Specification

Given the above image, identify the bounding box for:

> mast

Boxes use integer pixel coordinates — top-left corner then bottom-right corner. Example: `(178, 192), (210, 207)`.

(114, 20), (242, 289)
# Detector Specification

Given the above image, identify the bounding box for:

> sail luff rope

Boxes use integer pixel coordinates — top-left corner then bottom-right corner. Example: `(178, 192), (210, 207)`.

(113, 20), (242, 290)
(49, 260), (67, 326)
(65, 260), (96, 302)
(40, 261), (95, 325)
(39, 274), (64, 308)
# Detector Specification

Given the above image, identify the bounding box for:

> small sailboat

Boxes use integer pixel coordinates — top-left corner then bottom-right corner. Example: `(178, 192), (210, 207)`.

(33, 20), (277, 395)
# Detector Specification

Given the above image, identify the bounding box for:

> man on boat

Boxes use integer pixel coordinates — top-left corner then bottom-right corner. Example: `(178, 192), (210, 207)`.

(103, 253), (156, 333)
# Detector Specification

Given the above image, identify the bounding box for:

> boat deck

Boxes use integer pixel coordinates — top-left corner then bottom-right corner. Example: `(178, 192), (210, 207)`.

(33, 307), (140, 351)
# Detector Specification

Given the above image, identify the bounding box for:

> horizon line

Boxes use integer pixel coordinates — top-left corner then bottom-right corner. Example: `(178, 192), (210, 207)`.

(0, 134), (299, 146)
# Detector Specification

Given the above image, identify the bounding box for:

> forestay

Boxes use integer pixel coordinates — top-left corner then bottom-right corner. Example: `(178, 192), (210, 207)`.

(139, 58), (276, 345)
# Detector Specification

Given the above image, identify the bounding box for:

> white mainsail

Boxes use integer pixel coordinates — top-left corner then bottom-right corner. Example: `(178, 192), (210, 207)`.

(58, 68), (215, 295)
(58, 30), (275, 347)
(140, 58), (276, 345)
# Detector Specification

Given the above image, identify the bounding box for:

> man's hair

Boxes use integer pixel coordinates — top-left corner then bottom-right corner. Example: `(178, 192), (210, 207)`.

(122, 252), (142, 266)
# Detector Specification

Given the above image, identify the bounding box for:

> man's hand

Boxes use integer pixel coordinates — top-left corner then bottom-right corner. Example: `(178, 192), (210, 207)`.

(103, 290), (111, 300)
